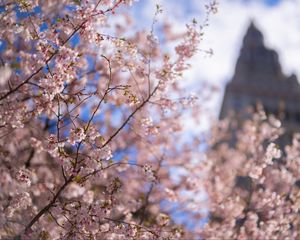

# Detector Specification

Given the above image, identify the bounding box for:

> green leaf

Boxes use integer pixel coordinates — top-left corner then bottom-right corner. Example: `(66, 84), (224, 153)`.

(73, 0), (81, 6)
(74, 175), (82, 183)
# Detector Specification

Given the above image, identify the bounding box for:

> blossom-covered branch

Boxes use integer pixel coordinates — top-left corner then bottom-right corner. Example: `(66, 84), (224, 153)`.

(0, 0), (219, 239)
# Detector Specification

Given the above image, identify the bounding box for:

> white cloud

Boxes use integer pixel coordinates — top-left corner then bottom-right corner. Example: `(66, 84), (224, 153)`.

(130, 0), (300, 131)
(190, 0), (300, 82)
(181, 0), (300, 119)
(133, 0), (300, 85)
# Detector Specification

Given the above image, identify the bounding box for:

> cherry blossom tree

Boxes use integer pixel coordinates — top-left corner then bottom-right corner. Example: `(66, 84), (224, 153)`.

(200, 111), (300, 239)
(0, 0), (219, 239)
(3, 1), (300, 239)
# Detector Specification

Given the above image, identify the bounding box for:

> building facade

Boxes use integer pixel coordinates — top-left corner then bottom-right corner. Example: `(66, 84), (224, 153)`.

(220, 22), (300, 139)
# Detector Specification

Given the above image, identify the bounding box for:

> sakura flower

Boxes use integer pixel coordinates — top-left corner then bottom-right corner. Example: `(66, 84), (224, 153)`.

(69, 127), (86, 145)
(0, 65), (12, 86)
(100, 223), (110, 233)
(142, 164), (157, 182)
(157, 213), (170, 226)
(6, 192), (32, 217)
(16, 169), (31, 187)
(265, 143), (281, 165)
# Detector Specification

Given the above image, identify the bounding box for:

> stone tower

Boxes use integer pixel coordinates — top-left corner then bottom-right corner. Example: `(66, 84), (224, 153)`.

(220, 22), (300, 140)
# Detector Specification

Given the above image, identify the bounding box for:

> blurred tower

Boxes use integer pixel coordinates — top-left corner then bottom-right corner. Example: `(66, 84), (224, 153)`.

(220, 22), (300, 141)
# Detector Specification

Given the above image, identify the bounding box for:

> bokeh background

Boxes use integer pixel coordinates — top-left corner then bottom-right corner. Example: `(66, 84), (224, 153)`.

(128, 0), (300, 228)
(131, 0), (300, 122)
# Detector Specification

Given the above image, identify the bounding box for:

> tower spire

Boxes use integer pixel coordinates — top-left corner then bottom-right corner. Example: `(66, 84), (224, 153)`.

(242, 21), (264, 48)
(232, 22), (283, 83)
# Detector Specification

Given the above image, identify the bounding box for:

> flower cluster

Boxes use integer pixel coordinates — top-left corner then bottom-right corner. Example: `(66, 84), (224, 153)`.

(0, 0), (218, 239)
(200, 113), (300, 239)
(142, 164), (157, 182)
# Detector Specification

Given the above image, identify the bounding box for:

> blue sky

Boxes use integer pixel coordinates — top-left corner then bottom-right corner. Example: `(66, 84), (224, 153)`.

(257, 0), (280, 6)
